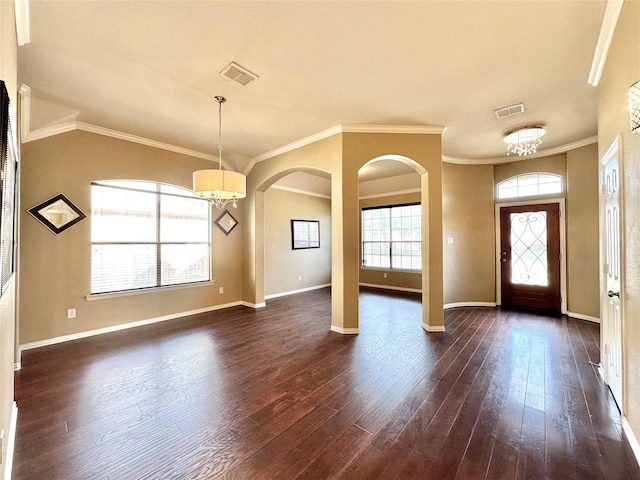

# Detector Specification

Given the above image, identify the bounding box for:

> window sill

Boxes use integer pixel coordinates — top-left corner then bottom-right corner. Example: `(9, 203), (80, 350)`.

(360, 267), (421, 274)
(86, 280), (216, 302)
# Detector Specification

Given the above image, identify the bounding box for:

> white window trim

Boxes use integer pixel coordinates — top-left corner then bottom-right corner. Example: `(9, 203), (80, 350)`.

(86, 279), (216, 302)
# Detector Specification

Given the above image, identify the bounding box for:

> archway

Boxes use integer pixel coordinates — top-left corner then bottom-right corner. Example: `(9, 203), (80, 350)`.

(261, 169), (332, 303)
(356, 154), (433, 332)
(247, 166), (333, 311)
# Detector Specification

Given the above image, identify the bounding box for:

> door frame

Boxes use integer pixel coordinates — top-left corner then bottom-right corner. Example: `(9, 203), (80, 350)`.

(495, 197), (567, 314)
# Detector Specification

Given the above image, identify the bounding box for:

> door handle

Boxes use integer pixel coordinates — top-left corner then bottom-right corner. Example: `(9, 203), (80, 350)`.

(608, 290), (620, 298)
(501, 259), (507, 263)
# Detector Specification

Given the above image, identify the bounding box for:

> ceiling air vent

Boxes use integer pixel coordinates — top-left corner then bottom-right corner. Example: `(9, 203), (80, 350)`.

(220, 62), (259, 86)
(494, 103), (525, 119)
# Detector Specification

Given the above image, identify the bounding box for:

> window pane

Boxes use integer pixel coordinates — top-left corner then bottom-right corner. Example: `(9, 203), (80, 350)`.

(510, 211), (548, 286)
(160, 195), (209, 242)
(161, 244), (210, 285)
(362, 241), (390, 268)
(92, 185), (156, 242)
(538, 180), (562, 195)
(91, 244), (157, 293)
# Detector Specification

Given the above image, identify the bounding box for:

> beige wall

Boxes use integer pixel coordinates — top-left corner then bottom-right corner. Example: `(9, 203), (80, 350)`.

(0, 0), (17, 477)
(494, 151), (599, 319)
(442, 163), (495, 305)
(264, 188), (331, 297)
(19, 130), (244, 344)
(359, 192), (422, 291)
(598, 0), (640, 440)
(566, 144), (600, 318)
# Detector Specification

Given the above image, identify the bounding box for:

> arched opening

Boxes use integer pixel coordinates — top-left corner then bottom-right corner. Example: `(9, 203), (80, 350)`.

(253, 167), (332, 312)
(357, 154), (429, 332)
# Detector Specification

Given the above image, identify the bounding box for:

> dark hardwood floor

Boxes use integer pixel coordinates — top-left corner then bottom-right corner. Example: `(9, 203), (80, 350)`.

(13, 287), (640, 479)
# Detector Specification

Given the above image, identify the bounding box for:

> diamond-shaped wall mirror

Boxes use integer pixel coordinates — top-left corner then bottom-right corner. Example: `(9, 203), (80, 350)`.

(28, 193), (86, 234)
(214, 209), (238, 235)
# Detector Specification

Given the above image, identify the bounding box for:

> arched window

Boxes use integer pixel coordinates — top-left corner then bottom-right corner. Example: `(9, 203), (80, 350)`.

(90, 180), (211, 294)
(497, 173), (563, 200)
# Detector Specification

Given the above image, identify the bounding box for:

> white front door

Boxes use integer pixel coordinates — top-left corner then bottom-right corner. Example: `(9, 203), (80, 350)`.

(601, 138), (623, 410)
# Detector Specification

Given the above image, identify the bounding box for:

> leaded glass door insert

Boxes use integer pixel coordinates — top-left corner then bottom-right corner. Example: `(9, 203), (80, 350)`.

(500, 203), (561, 312)
(510, 211), (548, 286)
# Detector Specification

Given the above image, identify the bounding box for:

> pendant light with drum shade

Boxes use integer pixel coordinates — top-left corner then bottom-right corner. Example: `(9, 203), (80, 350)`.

(193, 96), (246, 209)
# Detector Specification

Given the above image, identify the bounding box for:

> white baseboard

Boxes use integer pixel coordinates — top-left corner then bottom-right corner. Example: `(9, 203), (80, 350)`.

(242, 301), (266, 309)
(359, 283), (422, 294)
(444, 301), (496, 309)
(330, 325), (359, 335)
(20, 301), (243, 351)
(265, 283), (331, 300)
(422, 323), (446, 332)
(567, 311), (600, 324)
(622, 416), (640, 468)
(3, 402), (17, 480)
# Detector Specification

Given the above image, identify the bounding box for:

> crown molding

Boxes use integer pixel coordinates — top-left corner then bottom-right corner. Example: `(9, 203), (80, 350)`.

(23, 120), (234, 168)
(245, 124), (446, 174)
(14, 0), (30, 46)
(588, 0), (624, 87)
(443, 135), (598, 165)
(359, 188), (421, 200)
(18, 84), (242, 169)
(19, 83), (597, 171)
(270, 184), (331, 199)
(245, 125), (343, 174)
(19, 114), (239, 173)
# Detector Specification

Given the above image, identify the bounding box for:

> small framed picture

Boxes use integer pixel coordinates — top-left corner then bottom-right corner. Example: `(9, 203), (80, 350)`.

(291, 219), (320, 249)
(214, 209), (238, 235)
(28, 193), (86, 235)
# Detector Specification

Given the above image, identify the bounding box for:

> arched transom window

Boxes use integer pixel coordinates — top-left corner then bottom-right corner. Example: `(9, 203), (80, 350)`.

(497, 173), (563, 200)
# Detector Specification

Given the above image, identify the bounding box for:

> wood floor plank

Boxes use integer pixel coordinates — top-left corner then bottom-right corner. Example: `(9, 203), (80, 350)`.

(12, 288), (640, 480)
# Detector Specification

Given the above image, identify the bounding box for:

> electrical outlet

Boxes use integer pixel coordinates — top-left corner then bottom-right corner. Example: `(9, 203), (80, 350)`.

(219, 287), (224, 294)
(383, 273), (388, 278)
(67, 308), (76, 319)
(298, 275), (302, 281)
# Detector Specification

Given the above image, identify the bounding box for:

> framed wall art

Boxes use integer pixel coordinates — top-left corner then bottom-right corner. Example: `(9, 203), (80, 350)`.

(28, 193), (86, 235)
(291, 219), (320, 250)
(214, 209), (238, 235)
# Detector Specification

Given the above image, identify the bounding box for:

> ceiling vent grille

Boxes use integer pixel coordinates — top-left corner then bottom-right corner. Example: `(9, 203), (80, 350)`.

(494, 103), (525, 119)
(220, 62), (259, 86)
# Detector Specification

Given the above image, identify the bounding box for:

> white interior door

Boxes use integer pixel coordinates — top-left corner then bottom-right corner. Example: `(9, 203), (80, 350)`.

(601, 138), (623, 410)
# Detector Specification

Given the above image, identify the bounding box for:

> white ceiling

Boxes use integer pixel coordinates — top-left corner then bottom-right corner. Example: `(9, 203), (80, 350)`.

(18, 1), (607, 175)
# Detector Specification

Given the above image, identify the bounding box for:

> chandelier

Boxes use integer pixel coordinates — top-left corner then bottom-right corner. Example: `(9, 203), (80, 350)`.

(503, 125), (546, 156)
(193, 96), (246, 209)
(630, 80), (640, 133)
